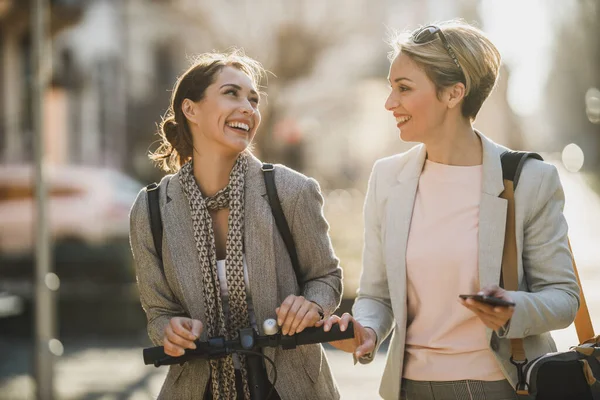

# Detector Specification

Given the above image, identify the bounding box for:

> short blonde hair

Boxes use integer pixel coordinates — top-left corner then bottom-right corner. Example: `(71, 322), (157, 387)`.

(389, 20), (501, 121)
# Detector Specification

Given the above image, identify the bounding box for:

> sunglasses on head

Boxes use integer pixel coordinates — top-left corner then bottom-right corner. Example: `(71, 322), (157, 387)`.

(411, 25), (463, 75)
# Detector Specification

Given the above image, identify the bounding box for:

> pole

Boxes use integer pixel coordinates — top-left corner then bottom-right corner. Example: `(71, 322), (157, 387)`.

(32, 0), (58, 398)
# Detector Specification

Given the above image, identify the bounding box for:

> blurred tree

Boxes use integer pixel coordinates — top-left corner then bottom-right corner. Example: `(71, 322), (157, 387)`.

(168, 0), (377, 168)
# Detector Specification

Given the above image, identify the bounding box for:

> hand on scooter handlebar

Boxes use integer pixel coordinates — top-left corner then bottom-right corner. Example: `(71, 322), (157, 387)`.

(143, 318), (355, 367)
(162, 317), (203, 357)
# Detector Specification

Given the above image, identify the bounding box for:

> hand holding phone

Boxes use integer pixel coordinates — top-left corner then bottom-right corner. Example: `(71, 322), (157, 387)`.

(459, 294), (515, 308)
(460, 286), (515, 331)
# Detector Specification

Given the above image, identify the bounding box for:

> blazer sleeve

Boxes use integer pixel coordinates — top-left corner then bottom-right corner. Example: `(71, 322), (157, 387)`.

(498, 164), (580, 339)
(289, 177), (343, 318)
(352, 162), (395, 363)
(129, 187), (186, 346)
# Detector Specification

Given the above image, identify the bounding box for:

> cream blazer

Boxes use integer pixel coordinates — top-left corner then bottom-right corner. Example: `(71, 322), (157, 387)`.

(353, 133), (580, 399)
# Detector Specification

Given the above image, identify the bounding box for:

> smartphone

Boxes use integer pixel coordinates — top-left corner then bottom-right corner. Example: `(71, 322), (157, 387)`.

(459, 294), (515, 308)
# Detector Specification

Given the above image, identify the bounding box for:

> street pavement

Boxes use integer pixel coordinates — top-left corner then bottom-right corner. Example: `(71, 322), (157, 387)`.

(1, 158), (598, 400)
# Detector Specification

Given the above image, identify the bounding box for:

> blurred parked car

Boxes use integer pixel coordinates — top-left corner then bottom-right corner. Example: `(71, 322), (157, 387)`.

(0, 164), (146, 336)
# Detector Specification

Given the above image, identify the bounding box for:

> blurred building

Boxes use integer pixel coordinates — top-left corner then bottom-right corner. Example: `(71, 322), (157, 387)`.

(302, 0), (524, 187)
(1, 0), (525, 185)
(0, 0), (83, 164)
(542, 0), (600, 173)
(33, 0), (387, 183)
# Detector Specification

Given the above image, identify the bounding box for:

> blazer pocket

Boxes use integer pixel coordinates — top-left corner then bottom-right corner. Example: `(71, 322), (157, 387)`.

(299, 343), (323, 384)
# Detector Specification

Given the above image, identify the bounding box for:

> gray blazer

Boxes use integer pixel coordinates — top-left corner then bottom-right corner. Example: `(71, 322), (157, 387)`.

(129, 154), (343, 399)
(352, 133), (580, 400)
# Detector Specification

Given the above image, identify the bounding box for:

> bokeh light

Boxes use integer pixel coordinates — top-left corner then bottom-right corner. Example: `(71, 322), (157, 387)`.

(48, 339), (64, 357)
(585, 87), (600, 124)
(44, 273), (60, 291)
(561, 143), (585, 172)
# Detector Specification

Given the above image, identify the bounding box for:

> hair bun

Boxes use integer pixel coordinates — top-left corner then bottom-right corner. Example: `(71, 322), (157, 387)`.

(162, 117), (178, 141)
(161, 116), (192, 161)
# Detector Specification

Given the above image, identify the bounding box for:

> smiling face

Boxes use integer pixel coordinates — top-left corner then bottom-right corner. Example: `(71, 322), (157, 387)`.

(182, 66), (261, 156)
(385, 53), (449, 143)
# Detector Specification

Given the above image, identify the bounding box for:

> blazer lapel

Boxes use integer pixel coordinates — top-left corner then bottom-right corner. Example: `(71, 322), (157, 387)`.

(385, 134), (509, 296)
(384, 145), (426, 310)
(244, 155), (279, 333)
(477, 133), (508, 290)
(163, 173), (207, 331)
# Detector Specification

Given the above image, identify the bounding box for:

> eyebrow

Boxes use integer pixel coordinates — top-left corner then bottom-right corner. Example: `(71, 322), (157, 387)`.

(220, 83), (258, 96)
(388, 77), (414, 83)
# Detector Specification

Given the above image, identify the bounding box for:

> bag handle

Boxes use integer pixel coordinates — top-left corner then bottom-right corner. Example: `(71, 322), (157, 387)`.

(570, 244), (596, 344)
(499, 151), (596, 394)
(500, 152), (595, 344)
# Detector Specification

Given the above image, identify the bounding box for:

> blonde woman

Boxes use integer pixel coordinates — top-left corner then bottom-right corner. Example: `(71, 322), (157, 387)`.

(130, 50), (342, 399)
(322, 21), (579, 400)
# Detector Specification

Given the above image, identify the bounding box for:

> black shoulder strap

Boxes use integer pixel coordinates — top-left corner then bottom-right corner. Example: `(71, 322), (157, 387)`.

(261, 163), (301, 285)
(146, 182), (163, 263)
(500, 150), (544, 188)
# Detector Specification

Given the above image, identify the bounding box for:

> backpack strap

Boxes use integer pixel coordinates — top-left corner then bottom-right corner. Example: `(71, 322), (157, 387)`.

(147, 167), (313, 302)
(146, 182), (163, 264)
(261, 163), (302, 289)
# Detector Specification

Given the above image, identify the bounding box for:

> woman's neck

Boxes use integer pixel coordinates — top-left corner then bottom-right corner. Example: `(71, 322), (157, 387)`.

(191, 151), (239, 197)
(424, 120), (482, 166)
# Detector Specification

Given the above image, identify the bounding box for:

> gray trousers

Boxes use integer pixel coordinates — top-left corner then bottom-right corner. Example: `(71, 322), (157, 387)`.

(400, 379), (518, 400)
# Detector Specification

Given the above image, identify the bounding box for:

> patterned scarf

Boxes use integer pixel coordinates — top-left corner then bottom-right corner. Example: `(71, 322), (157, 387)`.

(179, 153), (251, 400)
